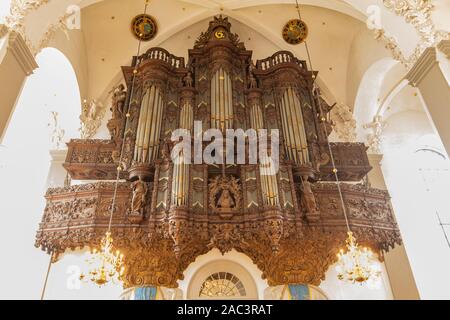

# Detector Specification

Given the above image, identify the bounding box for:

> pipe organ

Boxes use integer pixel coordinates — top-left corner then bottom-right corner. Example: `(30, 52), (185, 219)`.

(171, 89), (194, 207)
(280, 87), (309, 165)
(210, 68), (234, 130)
(134, 85), (164, 164)
(37, 16), (401, 290)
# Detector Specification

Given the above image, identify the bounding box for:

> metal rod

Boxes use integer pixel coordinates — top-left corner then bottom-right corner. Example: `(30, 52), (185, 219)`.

(40, 252), (54, 300)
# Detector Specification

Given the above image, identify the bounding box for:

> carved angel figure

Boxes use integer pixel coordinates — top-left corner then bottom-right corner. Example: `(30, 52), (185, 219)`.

(183, 71), (193, 87)
(111, 84), (127, 120)
(301, 179), (318, 214)
(131, 180), (147, 214)
(248, 63), (258, 89)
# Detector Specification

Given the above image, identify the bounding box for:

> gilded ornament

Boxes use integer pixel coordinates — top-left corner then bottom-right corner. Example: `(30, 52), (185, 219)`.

(282, 19), (308, 45)
(131, 14), (157, 41)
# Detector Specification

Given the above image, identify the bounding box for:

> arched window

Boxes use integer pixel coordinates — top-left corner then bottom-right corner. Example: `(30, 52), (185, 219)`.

(199, 272), (246, 298)
(187, 259), (259, 299)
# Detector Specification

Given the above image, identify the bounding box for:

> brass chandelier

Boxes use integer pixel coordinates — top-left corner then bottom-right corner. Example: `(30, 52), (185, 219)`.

(80, 232), (125, 286)
(336, 232), (381, 283)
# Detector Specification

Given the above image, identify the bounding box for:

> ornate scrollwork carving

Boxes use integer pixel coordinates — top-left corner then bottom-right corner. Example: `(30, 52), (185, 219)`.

(36, 16), (403, 290)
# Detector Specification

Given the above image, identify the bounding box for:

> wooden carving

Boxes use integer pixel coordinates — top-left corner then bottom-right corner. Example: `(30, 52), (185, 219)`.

(209, 175), (242, 218)
(37, 16), (402, 289)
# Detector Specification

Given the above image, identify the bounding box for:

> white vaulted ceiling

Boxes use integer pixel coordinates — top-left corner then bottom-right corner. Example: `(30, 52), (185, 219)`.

(79, 0), (364, 104)
(4, 0), (450, 121)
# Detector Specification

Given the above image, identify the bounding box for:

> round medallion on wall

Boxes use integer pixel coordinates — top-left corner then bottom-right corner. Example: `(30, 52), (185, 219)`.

(282, 19), (308, 45)
(131, 14), (157, 41)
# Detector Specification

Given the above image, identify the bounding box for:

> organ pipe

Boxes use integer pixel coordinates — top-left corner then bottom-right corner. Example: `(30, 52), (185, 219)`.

(134, 85), (164, 164)
(211, 68), (233, 130)
(171, 97), (193, 206)
(279, 87), (309, 165)
(249, 99), (280, 207)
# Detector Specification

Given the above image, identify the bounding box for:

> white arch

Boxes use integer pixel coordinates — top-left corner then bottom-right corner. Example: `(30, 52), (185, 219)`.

(0, 47), (81, 299)
(187, 260), (259, 299)
(98, 10), (338, 104)
(179, 249), (268, 300)
(353, 57), (398, 140)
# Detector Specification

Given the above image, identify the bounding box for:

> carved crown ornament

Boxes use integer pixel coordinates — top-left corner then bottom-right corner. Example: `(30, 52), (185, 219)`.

(36, 16), (401, 289)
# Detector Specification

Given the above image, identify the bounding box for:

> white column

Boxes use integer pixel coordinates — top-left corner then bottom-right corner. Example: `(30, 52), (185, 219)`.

(0, 28), (38, 142)
(46, 149), (68, 188)
(367, 154), (420, 300)
(405, 44), (450, 157)
(437, 40), (450, 84)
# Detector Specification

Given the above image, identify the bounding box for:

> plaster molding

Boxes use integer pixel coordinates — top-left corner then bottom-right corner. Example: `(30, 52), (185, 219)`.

(6, 0), (51, 32)
(405, 47), (438, 86)
(330, 102), (357, 142)
(437, 40), (450, 60)
(363, 115), (386, 154)
(381, 0), (449, 68)
(383, 0), (448, 47)
(373, 28), (420, 67)
(79, 99), (106, 139)
(7, 31), (38, 75)
(5, 0), (71, 56)
(33, 12), (72, 55)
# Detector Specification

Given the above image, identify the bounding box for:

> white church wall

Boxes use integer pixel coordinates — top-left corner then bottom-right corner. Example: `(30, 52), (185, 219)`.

(42, 250), (123, 300)
(320, 261), (393, 300)
(381, 110), (450, 299)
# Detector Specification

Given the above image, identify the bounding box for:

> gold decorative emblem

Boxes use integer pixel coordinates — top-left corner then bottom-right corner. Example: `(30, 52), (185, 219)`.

(282, 19), (308, 45)
(214, 30), (225, 39)
(132, 14), (157, 41)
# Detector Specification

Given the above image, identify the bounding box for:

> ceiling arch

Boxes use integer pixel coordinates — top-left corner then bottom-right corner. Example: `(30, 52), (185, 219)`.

(9, 0), (437, 118)
(353, 57), (398, 140)
(77, 0), (367, 21)
(95, 5), (340, 104)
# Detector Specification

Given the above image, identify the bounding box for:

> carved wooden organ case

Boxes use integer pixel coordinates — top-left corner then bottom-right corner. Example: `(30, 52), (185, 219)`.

(36, 17), (401, 288)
